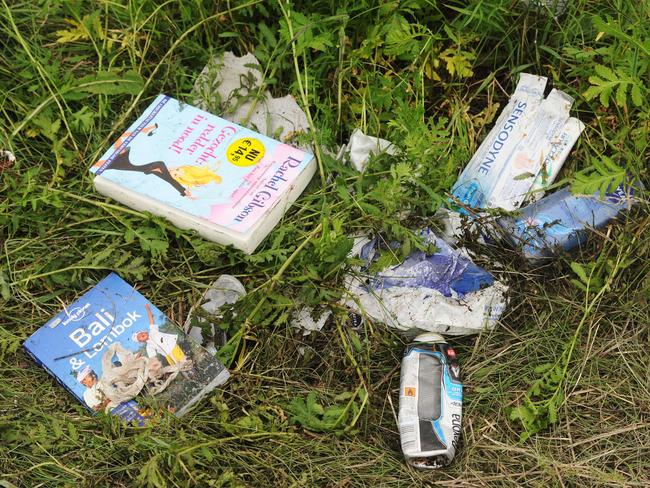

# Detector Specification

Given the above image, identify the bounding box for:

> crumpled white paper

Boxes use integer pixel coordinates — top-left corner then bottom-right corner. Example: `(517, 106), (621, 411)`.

(291, 307), (332, 336)
(193, 52), (309, 148)
(341, 128), (397, 172)
(341, 235), (507, 336)
(0, 150), (15, 171)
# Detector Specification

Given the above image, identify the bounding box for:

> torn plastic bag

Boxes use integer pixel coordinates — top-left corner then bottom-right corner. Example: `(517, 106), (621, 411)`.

(359, 235), (494, 297)
(342, 230), (507, 335)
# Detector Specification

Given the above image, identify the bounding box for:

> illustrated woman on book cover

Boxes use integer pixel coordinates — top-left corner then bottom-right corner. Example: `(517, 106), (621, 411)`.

(98, 125), (223, 199)
(107, 147), (222, 199)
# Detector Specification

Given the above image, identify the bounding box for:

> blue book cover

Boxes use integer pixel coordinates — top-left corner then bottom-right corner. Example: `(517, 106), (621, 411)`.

(24, 273), (229, 422)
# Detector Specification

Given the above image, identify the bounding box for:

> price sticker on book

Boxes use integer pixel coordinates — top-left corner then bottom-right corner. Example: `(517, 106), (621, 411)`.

(226, 137), (265, 167)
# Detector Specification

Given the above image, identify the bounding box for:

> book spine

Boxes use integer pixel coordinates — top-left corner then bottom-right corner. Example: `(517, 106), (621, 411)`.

(243, 155), (317, 253)
(23, 342), (93, 414)
(93, 175), (250, 252)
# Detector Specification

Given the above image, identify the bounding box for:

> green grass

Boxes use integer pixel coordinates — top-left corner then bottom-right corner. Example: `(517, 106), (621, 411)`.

(1, 0), (649, 486)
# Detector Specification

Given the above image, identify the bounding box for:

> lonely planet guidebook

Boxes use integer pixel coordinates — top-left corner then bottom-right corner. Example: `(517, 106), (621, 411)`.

(90, 95), (316, 254)
(24, 273), (229, 423)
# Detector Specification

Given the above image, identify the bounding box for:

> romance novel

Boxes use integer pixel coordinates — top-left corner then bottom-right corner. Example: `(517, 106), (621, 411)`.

(90, 95), (315, 253)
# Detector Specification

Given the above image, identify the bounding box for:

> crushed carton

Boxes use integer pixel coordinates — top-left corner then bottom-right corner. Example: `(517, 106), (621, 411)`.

(451, 73), (584, 212)
(399, 332), (462, 469)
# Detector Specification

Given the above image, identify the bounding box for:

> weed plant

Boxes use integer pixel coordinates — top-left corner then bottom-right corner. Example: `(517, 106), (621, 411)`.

(0, 0), (648, 486)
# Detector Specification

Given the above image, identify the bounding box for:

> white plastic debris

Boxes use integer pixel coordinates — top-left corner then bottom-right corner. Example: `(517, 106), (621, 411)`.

(434, 207), (468, 246)
(344, 128), (398, 172)
(342, 232), (507, 336)
(192, 52), (309, 147)
(291, 307), (332, 336)
(184, 275), (246, 354)
(0, 150), (15, 171)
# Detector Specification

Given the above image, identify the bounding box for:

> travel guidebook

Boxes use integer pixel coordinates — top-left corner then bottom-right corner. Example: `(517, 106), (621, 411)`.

(24, 273), (230, 424)
(90, 95), (316, 254)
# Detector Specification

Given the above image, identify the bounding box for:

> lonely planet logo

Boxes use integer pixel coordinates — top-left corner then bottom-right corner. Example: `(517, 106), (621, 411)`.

(63, 303), (90, 326)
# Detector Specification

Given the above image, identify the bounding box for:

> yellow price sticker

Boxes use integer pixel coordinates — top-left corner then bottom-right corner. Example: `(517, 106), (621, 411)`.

(226, 137), (265, 167)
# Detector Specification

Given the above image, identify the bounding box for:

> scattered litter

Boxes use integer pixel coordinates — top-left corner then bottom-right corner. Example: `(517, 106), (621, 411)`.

(342, 230), (507, 335)
(291, 307), (332, 336)
(399, 332), (462, 469)
(193, 52), (309, 148)
(342, 128), (398, 172)
(499, 181), (641, 261)
(184, 275), (246, 355)
(451, 73), (584, 212)
(0, 150), (15, 171)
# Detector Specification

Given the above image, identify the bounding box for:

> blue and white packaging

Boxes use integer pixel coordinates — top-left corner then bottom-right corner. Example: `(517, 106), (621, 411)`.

(451, 73), (547, 211)
(498, 182), (640, 261)
(399, 333), (462, 469)
(528, 116), (585, 202)
(484, 89), (574, 210)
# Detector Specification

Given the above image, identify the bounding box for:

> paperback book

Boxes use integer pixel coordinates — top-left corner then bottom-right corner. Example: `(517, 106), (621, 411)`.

(90, 95), (316, 254)
(24, 273), (230, 423)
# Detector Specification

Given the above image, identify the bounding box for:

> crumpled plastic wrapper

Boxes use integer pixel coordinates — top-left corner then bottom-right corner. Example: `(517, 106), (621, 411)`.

(341, 128), (397, 172)
(291, 307), (332, 336)
(342, 230), (507, 335)
(520, 0), (568, 16)
(192, 52), (309, 148)
(184, 275), (246, 355)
